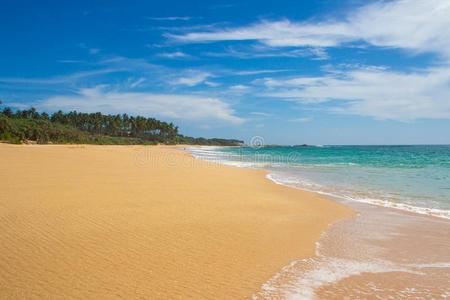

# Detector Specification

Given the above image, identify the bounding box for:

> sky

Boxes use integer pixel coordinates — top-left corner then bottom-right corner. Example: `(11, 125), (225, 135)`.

(1, 0), (450, 145)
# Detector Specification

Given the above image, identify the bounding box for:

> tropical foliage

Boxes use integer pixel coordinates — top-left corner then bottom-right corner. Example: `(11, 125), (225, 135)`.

(0, 105), (243, 146)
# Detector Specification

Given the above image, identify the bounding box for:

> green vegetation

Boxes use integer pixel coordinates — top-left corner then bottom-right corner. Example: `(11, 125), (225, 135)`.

(177, 135), (244, 146)
(0, 105), (243, 146)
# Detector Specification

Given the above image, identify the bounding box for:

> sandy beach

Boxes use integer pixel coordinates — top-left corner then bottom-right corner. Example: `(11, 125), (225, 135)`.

(0, 144), (352, 299)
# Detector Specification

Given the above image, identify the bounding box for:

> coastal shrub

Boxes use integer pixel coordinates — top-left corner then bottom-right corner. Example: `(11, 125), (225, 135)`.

(0, 108), (244, 146)
(0, 132), (22, 144)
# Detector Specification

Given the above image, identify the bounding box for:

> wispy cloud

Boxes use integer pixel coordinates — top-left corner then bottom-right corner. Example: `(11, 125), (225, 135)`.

(158, 51), (191, 59)
(229, 84), (250, 94)
(0, 55), (174, 93)
(289, 117), (313, 123)
(250, 112), (271, 117)
(254, 76), (327, 88)
(98, 55), (161, 71)
(234, 69), (292, 76)
(0, 55), (222, 94)
(169, 0), (450, 58)
(129, 77), (146, 88)
(204, 45), (329, 60)
(0, 68), (123, 85)
(208, 3), (236, 10)
(36, 86), (244, 124)
(57, 59), (86, 64)
(147, 16), (193, 21)
(262, 64), (450, 120)
(204, 81), (221, 87)
(171, 70), (213, 87)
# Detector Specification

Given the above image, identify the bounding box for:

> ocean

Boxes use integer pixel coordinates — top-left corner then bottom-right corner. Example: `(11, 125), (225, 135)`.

(189, 145), (450, 219)
(188, 145), (450, 298)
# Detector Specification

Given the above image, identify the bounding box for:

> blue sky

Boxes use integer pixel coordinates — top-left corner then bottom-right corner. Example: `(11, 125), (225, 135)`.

(1, 0), (450, 145)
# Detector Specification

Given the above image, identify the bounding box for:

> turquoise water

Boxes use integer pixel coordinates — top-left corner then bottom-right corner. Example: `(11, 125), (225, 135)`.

(190, 145), (450, 219)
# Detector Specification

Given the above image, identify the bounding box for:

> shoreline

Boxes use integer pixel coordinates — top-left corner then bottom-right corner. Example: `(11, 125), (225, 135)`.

(188, 145), (450, 221)
(188, 145), (450, 298)
(267, 173), (450, 221)
(0, 144), (353, 299)
(254, 197), (450, 299)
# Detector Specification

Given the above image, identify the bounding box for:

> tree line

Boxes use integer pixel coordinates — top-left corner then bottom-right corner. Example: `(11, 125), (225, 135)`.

(0, 104), (243, 146)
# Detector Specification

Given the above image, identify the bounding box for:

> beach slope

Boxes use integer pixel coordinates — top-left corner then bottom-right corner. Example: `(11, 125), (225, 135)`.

(0, 144), (352, 299)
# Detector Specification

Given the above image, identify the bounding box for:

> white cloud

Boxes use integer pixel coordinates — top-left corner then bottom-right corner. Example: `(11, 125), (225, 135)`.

(57, 59), (85, 64)
(204, 81), (221, 87)
(228, 84), (251, 95)
(250, 112), (271, 117)
(0, 68), (123, 85)
(234, 69), (292, 76)
(158, 51), (191, 59)
(171, 70), (213, 86)
(263, 65), (450, 120)
(168, 19), (344, 46)
(289, 117), (313, 123)
(129, 77), (146, 88)
(230, 84), (250, 91)
(36, 86), (244, 124)
(255, 76), (325, 88)
(170, 0), (450, 58)
(204, 45), (329, 60)
(147, 16), (193, 21)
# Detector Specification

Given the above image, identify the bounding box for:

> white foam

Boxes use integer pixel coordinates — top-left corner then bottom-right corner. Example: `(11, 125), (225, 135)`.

(408, 262), (450, 269)
(266, 173), (450, 220)
(188, 146), (273, 169)
(190, 147), (450, 220)
(254, 257), (415, 300)
(254, 255), (450, 299)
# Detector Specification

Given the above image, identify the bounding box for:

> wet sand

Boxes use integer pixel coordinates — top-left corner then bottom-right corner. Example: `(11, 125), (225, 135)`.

(0, 144), (352, 299)
(253, 198), (450, 299)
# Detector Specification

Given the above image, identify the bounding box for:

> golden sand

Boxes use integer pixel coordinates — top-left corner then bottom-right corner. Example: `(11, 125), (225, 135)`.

(0, 144), (352, 299)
